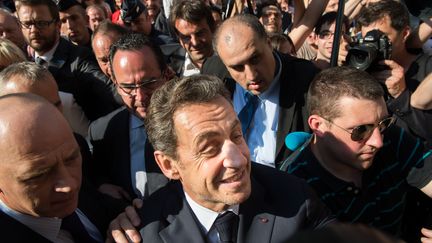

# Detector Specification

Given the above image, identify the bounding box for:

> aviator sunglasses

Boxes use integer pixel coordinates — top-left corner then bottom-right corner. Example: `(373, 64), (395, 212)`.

(323, 116), (396, 141)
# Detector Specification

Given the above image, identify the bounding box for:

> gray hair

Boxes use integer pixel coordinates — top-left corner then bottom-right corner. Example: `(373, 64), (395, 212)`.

(145, 74), (231, 159)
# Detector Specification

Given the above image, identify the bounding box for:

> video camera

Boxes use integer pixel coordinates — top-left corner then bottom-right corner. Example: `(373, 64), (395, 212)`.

(346, 29), (392, 72)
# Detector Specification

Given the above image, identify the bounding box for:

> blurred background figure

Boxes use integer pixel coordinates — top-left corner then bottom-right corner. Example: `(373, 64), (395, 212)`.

(0, 38), (27, 71)
(269, 32), (296, 55)
(86, 4), (108, 31)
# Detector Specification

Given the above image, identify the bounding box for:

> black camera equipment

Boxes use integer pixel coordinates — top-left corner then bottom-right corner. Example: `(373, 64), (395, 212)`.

(346, 29), (392, 72)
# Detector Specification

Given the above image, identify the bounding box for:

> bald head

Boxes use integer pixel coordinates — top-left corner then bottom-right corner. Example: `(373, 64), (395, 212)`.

(0, 93), (81, 218)
(213, 14), (267, 54)
(0, 62), (62, 111)
(0, 9), (27, 50)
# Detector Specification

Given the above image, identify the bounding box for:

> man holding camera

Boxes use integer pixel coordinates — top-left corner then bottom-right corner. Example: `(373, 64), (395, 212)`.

(356, 0), (432, 147)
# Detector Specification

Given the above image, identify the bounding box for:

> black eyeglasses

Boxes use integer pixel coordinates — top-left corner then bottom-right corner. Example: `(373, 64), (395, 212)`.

(323, 116), (396, 141)
(117, 77), (161, 98)
(318, 30), (346, 40)
(18, 19), (57, 29)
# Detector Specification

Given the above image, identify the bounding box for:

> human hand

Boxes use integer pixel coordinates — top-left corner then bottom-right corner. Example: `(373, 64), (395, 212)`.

(98, 184), (131, 201)
(106, 199), (143, 243)
(370, 59), (406, 98)
(421, 228), (432, 242)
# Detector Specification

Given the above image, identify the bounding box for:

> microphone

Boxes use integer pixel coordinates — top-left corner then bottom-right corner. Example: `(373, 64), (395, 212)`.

(285, 132), (311, 151)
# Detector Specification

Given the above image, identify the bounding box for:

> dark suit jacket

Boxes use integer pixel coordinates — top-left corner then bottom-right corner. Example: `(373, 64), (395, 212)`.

(0, 178), (126, 242)
(203, 52), (319, 164)
(47, 37), (119, 121)
(138, 162), (334, 243)
(89, 107), (169, 199)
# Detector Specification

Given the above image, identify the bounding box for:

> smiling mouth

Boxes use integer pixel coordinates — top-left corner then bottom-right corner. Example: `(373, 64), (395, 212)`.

(221, 170), (244, 183)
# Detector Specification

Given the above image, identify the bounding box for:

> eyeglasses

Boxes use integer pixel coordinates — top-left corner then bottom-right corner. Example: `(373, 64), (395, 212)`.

(18, 19), (57, 29)
(323, 116), (396, 141)
(117, 77), (161, 98)
(318, 30), (345, 40)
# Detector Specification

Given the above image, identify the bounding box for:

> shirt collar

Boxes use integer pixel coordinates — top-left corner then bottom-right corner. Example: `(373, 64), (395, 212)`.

(184, 192), (239, 234)
(259, 52), (281, 100)
(0, 199), (62, 242)
(130, 113), (144, 129)
(35, 40), (60, 63)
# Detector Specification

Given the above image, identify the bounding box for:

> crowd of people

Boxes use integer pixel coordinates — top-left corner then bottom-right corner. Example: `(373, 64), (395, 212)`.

(0, 0), (431, 242)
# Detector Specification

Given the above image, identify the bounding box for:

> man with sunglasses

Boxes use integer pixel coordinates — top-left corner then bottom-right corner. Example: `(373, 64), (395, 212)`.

(280, 66), (432, 239)
(88, 33), (169, 202)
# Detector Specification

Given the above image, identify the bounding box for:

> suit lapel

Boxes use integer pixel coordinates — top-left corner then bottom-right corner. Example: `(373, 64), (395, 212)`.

(159, 184), (206, 243)
(276, 54), (296, 160)
(144, 139), (168, 196)
(49, 38), (68, 70)
(238, 176), (276, 243)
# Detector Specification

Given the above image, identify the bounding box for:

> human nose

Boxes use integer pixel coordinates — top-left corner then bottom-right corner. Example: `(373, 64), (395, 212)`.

(134, 86), (150, 101)
(245, 64), (258, 81)
(365, 127), (384, 149)
(222, 141), (248, 169)
(54, 168), (80, 193)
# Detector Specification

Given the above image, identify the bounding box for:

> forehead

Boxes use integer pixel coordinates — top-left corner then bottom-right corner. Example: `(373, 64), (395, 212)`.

(175, 18), (210, 34)
(335, 96), (388, 123)
(173, 97), (237, 138)
(262, 6), (281, 14)
(93, 35), (114, 50)
(18, 4), (54, 19)
(112, 47), (160, 80)
(88, 7), (104, 15)
(361, 15), (394, 35)
(218, 25), (262, 63)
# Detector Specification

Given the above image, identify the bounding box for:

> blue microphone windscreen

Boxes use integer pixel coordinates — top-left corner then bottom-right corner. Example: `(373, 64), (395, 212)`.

(285, 132), (311, 151)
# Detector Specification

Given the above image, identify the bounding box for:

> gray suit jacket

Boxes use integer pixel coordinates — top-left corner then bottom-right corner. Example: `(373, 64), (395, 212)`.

(138, 162), (334, 242)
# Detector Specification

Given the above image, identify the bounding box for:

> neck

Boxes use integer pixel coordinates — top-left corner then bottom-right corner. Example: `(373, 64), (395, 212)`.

(394, 49), (417, 71)
(311, 137), (363, 187)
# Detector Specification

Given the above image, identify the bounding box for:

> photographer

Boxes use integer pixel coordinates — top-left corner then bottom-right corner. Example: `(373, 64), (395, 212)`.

(356, 0), (432, 147)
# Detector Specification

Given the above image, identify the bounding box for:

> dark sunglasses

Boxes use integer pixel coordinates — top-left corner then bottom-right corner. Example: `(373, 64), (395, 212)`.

(324, 116), (396, 141)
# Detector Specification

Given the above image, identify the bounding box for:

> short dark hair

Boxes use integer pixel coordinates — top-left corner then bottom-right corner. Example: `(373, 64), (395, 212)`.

(145, 75), (231, 159)
(307, 66), (384, 120)
(268, 33), (295, 54)
(93, 20), (129, 40)
(357, 0), (409, 32)
(255, 0), (280, 18)
(170, 0), (216, 34)
(15, 0), (60, 21)
(109, 33), (167, 81)
(314, 11), (349, 35)
(214, 14), (267, 54)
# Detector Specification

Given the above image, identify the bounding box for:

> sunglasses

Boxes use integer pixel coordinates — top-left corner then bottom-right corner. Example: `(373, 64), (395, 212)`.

(324, 116), (396, 141)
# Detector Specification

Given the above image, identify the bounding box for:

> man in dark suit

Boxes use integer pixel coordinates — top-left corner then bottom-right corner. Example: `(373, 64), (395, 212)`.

(0, 93), (124, 242)
(89, 33), (169, 201)
(106, 75), (332, 242)
(213, 14), (319, 167)
(16, 0), (119, 121)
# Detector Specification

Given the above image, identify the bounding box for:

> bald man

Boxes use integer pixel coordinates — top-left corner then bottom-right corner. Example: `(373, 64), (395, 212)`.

(0, 93), (124, 242)
(213, 14), (319, 167)
(0, 8), (27, 52)
(0, 62), (90, 138)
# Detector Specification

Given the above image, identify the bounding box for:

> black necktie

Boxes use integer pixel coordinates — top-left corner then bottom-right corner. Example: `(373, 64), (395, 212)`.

(61, 212), (100, 243)
(214, 211), (239, 243)
(35, 57), (47, 67)
(238, 92), (259, 136)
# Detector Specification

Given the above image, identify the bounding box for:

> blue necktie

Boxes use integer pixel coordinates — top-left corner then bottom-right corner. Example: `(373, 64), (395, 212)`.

(61, 212), (100, 243)
(238, 92), (259, 136)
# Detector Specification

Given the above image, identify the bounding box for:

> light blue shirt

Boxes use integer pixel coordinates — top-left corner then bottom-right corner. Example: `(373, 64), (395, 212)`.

(233, 53), (282, 168)
(0, 200), (102, 242)
(129, 114), (148, 198)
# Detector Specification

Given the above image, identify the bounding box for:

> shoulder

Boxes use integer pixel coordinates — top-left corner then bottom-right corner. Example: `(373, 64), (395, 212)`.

(89, 107), (128, 141)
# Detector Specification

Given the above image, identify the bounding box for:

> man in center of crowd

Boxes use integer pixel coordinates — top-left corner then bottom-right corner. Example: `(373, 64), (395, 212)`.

(107, 75), (333, 242)
(213, 14), (319, 167)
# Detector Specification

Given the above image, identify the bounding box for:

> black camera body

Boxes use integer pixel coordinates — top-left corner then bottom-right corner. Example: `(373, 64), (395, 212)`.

(346, 29), (392, 72)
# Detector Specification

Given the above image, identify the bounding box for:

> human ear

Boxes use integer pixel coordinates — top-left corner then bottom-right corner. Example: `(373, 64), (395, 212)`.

(308, 114), (326, 137)
(154, 151), (180, 180)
